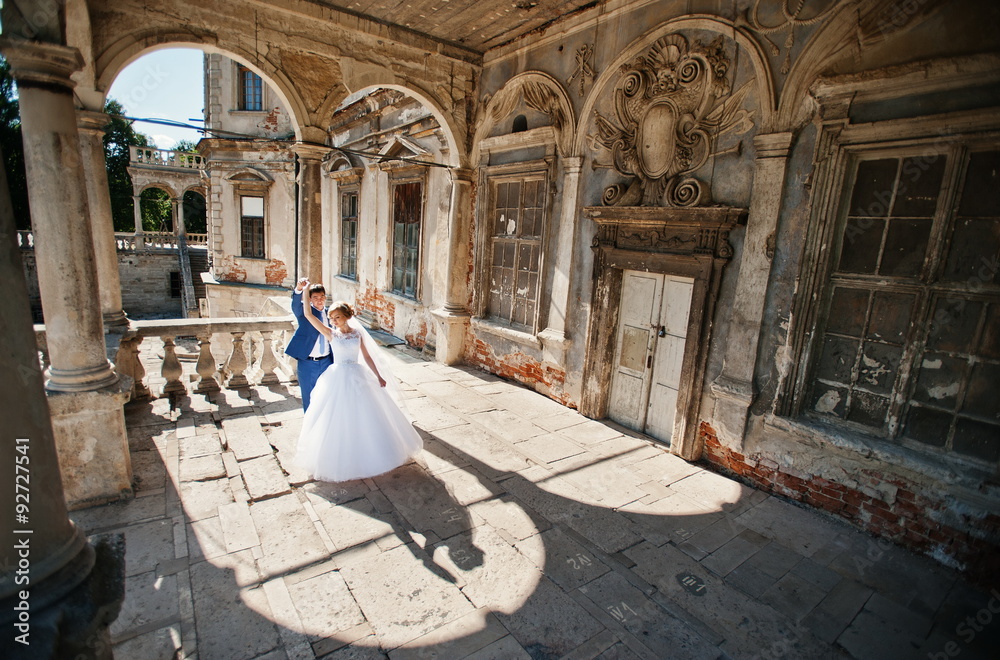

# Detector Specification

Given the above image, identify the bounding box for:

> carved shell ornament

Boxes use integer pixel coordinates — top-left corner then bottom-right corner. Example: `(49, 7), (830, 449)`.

(593, 34), (754, 207)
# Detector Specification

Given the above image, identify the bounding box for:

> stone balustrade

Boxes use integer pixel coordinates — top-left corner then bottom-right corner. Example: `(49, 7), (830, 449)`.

(129, 145), (204, 169)
(114, 231), (208, 251)
(17, 229), (33, 248)
(35, 316), (298, 398)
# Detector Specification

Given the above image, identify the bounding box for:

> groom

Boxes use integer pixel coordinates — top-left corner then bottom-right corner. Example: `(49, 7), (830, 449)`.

(286, 277), (333, 411)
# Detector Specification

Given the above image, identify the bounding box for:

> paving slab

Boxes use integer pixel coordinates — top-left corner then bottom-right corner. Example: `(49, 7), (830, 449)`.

(376, 463), (477, 540)
(178, 477), (234, 521)
(578, 571), (719, 659)
(305, 490), (396, 552)
(286, 569), (367, 640)
(416, 379), (498, 414)
(800, 578), (873, 644)
(340, 543), (476, 649)
(241, 454), (292, 500)
(218, 501), (262, 553)
(723, 541), (803, 598)
(179, 432), (223, 458)
(189, 559), (280, 660)
(111, 569), (180, 640)
(221, 415), (273, 460)
(111, 623), (183, 660)
(837, 592), (933, 659)
(514, 433), (587, 464)
(514, 526), (611, 591)
(468, 409), (548, 442)
(250, 494), (330, 578)
(735, 496), (844, 557)
(432, 424), (533, 477)
(123, 518), (176, 577)
(470, 497), (548, 542)
(700, 529), (770, 577)
(389, 609), (510, 659)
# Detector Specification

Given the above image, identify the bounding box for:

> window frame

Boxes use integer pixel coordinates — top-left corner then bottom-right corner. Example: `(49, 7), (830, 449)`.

(482, 168), (549, 333)
(340, 188), (359, 281)
(389, 178), (424, 300)
(239, 195), (266, 259)
(236, 64), (263, 112)
(782, 124), (1000, 468)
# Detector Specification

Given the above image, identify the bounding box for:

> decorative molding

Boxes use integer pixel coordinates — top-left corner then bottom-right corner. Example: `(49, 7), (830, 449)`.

(567, 43), (596, 97)
(738, 0), (839, 75)
(592, 33), (755, 207)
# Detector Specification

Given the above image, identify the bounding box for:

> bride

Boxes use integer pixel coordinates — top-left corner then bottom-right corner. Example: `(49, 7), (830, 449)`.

(293, 283), (422, 482)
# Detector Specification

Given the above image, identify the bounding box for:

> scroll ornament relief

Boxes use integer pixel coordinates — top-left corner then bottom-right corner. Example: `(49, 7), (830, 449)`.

(592, 34), (755, 208)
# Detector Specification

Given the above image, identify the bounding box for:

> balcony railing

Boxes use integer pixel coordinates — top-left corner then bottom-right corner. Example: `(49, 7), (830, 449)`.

(19, 229), (207, 252)
(35, 316), (298, 398)
(129, 146), (204, 170)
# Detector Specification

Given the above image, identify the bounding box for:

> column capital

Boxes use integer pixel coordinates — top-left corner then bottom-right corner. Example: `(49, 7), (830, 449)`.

(0, 39), (82, 88)
(77, 109), (110, 135)
(447, 167), (475, 185)
(291, 142), (330, 162)
(563, 156), (584, 174)
(753, 132), (795, 159)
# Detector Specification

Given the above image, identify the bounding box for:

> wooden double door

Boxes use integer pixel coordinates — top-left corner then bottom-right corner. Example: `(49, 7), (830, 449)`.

(608, 270), (694, 445)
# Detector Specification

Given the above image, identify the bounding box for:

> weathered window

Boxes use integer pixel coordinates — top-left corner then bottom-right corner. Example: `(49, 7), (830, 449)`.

(341, 190), (358, 280)
(237, 65), (262, 111)
(391, 181), (421, 298)
(240, 196), (265, 258)
(487, 175), (545, 329)
(807, 146), (1000, 463)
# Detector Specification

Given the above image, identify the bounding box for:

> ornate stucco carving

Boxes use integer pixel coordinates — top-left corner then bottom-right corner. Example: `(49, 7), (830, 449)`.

(567, 44), (595, 97)
(738, 0), (839, 75)
(592, 34), (754, 208)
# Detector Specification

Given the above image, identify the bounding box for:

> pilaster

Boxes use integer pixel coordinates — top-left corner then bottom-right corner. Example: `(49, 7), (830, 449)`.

(432, 167), (474, 364)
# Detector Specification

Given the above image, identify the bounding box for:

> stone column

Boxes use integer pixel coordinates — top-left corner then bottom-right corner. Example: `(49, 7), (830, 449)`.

(175, 196), (186, 237)
(77, 110), (128, 330)
(292, 143), (328, 280)
(0, 89), (124, 660)
(5, 42), (117, 393)
(711, 132), (794, 447)
(132, 193), (144, 248)
(2, 40), (132, 509)
(538, 156), (582, 364)
(432, 167), (474, 364)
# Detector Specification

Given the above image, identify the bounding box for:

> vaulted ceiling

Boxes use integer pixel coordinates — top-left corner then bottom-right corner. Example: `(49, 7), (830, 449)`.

(312, 0), (599, 53)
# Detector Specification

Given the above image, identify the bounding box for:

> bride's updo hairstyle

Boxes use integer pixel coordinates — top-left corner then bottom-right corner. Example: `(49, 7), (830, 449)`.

(330, 301), (355, 318)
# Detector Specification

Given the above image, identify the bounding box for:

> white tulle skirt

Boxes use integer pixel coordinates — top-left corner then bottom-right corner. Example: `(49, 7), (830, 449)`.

(294, 361), (422, 482)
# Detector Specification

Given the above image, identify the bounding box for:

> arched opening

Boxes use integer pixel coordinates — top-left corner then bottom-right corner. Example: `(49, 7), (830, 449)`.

(140, 186), (173, 233)
(183, 189), (207, 234)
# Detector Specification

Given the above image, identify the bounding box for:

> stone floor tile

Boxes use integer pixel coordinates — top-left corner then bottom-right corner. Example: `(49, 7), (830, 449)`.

(127, 422), (174, 452)
(469, 409), (548, 442)
(70, 492), (168, 533)
(375, 463), (477, 540)
(558, 629), (621, 660)
(837, 592), (933, 659)
(111, 569), (179, 639)
(178, 453), (227, 482)
(759, 572), (827, 623)
(699, 529), (770, 577)
(389, 609), (509, 659)
(305, 491), (396, 552)
(471, 497), (547, 543)
(179, 477), (234, 521)
(929, 582), (1000, 659)
(124, 518), (176, 577)
(241, 454), (292, 501)
(561, 420), (625, 445)
(723, 541), (802, 598)
(221, 415), (273, 460)
(681, 516), (747, 556)
(494, 576), (605, 658)
(735, 496), (845, 558)
(671, 470), (755, 517)
(340, 543), (476, 649)
(578, 571), (719, 660)
(460, 634), (532, 659)
(434, 464), (504, 506)
(593, 641), (645, 659)
(589, 434), (655, 461)
(625, 541), (835, 659)
(557, 458), (648, 508)
(132, 448), (168, 492)
(112, 623), (183, 660)
(316, 637), (386, 659)
(535, 411), (590, 433)
(516, 527), (612, 591)
(218, 501), (262, 553)
(190, 559), (281, 660)
(251, 494), (330, 578)
(187, 516), (228, 562)
(286, 569), (366, 640)
(789, 556), (843, 592)
(514, 433), (587, 464)
(800, 578), (872, 644)
(416, 379), (497, 414)
(179, 432), (224, 458)
(431, 424), (533, 477)
(405, 396), (469, 432)
(487, 387), (571, 419)
(303, 479), (372, 505)
(619, 493), (724, 546)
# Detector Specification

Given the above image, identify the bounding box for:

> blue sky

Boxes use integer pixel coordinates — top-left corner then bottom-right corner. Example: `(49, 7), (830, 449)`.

(107, 48), (205, 150)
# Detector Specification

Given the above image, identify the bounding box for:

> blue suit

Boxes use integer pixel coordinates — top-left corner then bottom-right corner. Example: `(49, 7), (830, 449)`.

(287, 290), (333, 411)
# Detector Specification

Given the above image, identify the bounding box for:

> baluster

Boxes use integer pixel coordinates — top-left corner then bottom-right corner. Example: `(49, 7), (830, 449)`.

(120, 336), (149, 399)
(224, 331), (250, 388)
(160, 335), (187, 395)
(257, 330), (281, 385)
(193, 332), (221, 393)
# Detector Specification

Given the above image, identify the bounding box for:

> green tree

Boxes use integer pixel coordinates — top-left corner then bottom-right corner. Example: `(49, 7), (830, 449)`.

(140, 187), (172, 232)
(103, 98), (153, 231)
(174, 139), (199, 152)
(0, 57), (30, 229)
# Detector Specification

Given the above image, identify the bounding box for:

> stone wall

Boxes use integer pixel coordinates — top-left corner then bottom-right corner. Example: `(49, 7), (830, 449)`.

(22, 249), (183, 321)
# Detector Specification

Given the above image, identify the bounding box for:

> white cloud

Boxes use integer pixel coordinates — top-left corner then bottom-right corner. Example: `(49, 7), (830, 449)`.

(152, 134), (177, 149)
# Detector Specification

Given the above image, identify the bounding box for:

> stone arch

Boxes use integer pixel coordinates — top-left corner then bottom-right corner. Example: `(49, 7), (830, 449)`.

(575, 15), (776, 158)
(94, 32), (308, 140)
(322, 83), (466, 169)
(137, 181), (181, 199)
(473, 71), (576, 160)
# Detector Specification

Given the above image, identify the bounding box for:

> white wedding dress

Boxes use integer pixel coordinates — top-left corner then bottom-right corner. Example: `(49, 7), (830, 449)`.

(294, 326), (422, 482)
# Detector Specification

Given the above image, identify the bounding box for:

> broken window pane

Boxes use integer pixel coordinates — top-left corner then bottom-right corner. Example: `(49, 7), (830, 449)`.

(857, 342), (901, 395)
(911, 353), (966, 409)
(867, 291), (915, 344)
(810, 383), (848, 418)
(814, 336), (858, 385)
(847, 391), (890, 429)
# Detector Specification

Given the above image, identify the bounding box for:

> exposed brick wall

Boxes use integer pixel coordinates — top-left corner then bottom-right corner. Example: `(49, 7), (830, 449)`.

(264, 259), (288, 286)
(699, 422), (1000, 583)
(464, 335), (574, 407)
(355, 282), (397, 333)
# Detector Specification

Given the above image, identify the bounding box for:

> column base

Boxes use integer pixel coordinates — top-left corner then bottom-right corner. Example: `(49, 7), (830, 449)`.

(0, 534), (125, 660)
(102, 311), (129, 331)
(431, 308), (471, 365)
(710, 375), (754, 449)
(45, 362), (119, 393)
(47, 380), (133, 511)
